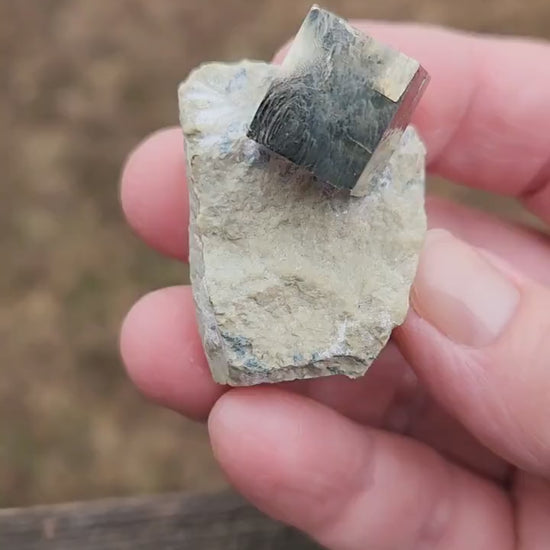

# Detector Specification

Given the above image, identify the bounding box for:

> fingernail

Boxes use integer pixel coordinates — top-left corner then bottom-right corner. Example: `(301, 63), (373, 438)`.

(411, 229), (520, 347)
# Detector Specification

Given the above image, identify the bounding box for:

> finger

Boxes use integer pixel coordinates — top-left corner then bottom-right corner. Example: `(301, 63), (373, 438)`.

(276, 24), (550, 222)
(119, 290), (406, 426)
(396, 228), (550, 477)
(119, 286), (225, 420)
(120, 289), (506, 479)
(119, 125), (550, 284)
(120, 127), (188, 260)
(427, 196), (550, 287)
(209, 388), (514, 550)
(290, 345), (509, 480)
(514, 472), (550, 547)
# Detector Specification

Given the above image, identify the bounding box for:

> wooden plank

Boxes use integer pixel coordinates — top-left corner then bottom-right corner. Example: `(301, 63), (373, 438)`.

(0, 491), (321, 550)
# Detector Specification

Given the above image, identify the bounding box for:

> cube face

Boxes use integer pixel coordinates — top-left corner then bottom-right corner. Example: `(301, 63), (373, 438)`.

(247, 6), (429, 194)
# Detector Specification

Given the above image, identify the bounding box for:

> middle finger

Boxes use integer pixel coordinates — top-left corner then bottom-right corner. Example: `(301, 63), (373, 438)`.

(120, 130), (550, 285)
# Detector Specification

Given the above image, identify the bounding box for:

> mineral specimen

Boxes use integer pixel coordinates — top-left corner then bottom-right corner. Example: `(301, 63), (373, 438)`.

(248, 6), (429, 196)
(178, 60), (427, 386)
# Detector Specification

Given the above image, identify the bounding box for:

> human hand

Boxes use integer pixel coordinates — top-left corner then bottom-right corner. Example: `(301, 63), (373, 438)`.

(120, 24), (550, 549)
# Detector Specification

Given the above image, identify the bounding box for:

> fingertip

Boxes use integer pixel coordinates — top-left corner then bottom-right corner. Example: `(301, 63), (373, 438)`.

(120, 127), (189, 260)
(208, 389), (287, 511)
(120, 286), (225, 420)
(208, 388), (295, 468)
(208, 388), (324, 500)
(209, 386), (306, 438)
(207, 387), (372, 533)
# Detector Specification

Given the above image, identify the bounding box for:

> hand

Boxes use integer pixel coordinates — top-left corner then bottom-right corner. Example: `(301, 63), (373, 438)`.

(120, 23), (550, 549)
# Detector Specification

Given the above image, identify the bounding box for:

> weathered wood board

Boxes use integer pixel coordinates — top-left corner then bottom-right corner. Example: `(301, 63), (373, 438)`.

(0, 491), (321, 550)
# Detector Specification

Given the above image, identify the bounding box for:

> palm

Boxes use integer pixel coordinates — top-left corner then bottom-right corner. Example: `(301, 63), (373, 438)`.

(120, 24), (550, 550)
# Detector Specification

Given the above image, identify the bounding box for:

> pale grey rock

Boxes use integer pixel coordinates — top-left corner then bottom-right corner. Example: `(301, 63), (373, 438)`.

(179, 61), (426, 386)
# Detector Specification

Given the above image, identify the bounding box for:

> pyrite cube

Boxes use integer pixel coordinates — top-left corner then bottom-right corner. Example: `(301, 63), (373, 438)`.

(247, 5), (429, 196)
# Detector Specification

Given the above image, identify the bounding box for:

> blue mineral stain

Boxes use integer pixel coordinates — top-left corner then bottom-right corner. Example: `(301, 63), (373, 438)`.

(218, 122), (242, 155)
(218, 135), (233, 155)
(225, 67), (247, 93)
(311, 352), (321, 362)
(293, 353), (304, 364)
(223, 334), (251, 358)
(244, 357), (262, 370)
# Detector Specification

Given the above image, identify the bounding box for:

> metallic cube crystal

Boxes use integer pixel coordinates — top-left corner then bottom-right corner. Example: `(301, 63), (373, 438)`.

(247, 5), (430, 196)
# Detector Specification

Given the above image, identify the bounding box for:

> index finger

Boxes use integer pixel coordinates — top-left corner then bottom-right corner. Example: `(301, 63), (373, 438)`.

(276, 24), (550, 223)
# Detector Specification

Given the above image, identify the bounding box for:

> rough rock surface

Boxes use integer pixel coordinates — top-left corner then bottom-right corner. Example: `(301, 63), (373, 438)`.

(179, 61), (426, 386)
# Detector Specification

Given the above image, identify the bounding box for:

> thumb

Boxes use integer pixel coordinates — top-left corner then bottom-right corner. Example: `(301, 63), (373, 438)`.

(395, 229), (550, 477)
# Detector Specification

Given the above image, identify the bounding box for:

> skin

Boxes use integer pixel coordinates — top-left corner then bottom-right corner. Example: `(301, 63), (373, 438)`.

(119, 24), (550, 549)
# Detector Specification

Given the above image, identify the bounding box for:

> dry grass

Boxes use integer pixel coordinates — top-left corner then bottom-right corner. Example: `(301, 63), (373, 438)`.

(1, 0), (549, 507)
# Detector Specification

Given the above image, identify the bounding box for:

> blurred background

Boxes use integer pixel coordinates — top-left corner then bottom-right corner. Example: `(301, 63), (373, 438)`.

(2, 0), (549, 508)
